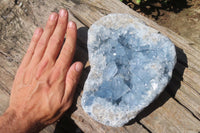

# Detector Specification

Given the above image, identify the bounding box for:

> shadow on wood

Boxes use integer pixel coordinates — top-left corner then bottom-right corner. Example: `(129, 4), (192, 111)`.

(166, 46), (188, 96)
(54, 115), (83, 133)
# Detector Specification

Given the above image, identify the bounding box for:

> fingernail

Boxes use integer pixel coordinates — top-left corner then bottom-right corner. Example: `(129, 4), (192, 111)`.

(75, 63), (83, 72)
(59, 9), (67, 17)
(50, 13), (57, 21)
(35, 28), (40, 34)
(68, 21), (75, 28)
(34, 28), (42, 36)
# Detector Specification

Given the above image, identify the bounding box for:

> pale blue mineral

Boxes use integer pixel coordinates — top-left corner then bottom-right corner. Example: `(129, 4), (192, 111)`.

(81, 14), (176, 127)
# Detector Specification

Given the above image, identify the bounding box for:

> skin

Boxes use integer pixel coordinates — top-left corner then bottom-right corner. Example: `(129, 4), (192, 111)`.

(0, 9), (83, 133)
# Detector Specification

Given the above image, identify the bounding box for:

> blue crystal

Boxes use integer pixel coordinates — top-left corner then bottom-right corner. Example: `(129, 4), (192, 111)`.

(81, 14), (176, 127)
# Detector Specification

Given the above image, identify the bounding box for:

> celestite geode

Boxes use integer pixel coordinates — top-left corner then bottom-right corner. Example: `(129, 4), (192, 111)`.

(81, 14), (176, 127)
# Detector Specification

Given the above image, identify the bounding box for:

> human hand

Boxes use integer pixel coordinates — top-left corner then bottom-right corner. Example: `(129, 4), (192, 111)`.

(0, 9), (83, 133)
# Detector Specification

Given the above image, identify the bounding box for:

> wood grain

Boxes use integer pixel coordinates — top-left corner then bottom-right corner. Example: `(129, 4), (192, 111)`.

(0, 0), (76, 132)
(71, 0), (200, 73)
(0, 0), (148, 132)
(70, 0), (200, 132)
(1, 0), (200, 132)
(140, 92), (200, 133)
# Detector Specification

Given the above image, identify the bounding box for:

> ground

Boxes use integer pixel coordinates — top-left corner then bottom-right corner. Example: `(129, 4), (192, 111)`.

(123, 0), (200, 49)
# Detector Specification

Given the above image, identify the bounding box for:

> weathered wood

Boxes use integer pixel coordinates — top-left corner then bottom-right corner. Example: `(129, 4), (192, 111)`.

(0, 85), (10, 115)
(71, 0), (200, 109)
(71, 1), (200, 74)
(174, 62), (200, 94)
(140, 93), (200, 133)
(0, 0), (148, 132)
(1, 0), (200, 132)
(0, 66), (14, 93)
(0, 0), (150, 132)
(0, 0), (77, 133)
(69, 0), (200, 132)
(168, 74), (200, 119)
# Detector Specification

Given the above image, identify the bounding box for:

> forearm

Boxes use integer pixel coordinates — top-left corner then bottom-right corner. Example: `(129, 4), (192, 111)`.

(0, 108), (42, 133)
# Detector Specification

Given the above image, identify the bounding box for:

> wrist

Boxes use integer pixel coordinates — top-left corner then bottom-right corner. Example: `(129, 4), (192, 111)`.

(0, 108), (43, 133)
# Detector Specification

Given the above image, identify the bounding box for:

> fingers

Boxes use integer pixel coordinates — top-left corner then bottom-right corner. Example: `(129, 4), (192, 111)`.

(20, 28), (43, 68)
(55, 21), (77, 71)
(63, 62), (83, 104)
(30, 12), (58, 66)
(43, 9), (68, 61)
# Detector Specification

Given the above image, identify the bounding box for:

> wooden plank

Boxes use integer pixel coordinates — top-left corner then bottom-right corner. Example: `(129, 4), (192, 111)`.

(0, 43), (23, 75)
(1, 0), (200, 132)
(70, 1), (200, 74)
(174, 62), (200, 94)
(70, 0), (200, 109)
(0, 85), (10, 115)
(0, 66), (14, 93)
(140, 93), (200, 133)
(168, 75), (200, 119)
(69, 0), (200, 132)
(17, 0), (148, 132)
(0, 0), (77, 133)
(0, 0), (148, 132)
(0, 0), (86, 77)
(0, 0), (15, 16)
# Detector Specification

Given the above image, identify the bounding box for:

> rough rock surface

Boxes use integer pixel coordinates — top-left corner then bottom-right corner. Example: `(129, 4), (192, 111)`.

(81, 14), (176, 127)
